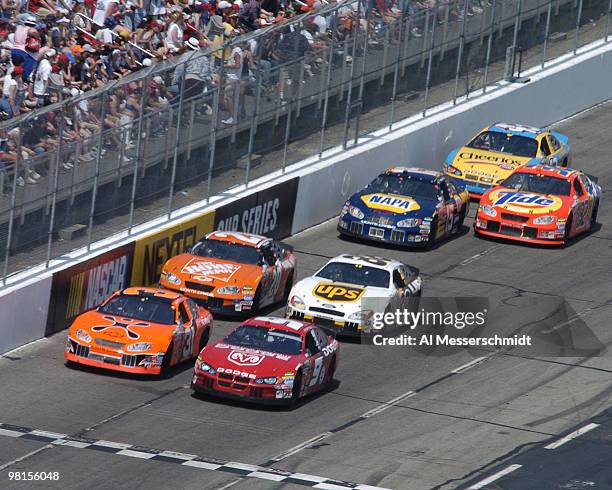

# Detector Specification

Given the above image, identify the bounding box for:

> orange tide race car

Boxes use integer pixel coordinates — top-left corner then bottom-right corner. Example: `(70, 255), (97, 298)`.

(474, 164), (601, 246)
(159, 231), (297, 315)
(65, 287), (213, 375)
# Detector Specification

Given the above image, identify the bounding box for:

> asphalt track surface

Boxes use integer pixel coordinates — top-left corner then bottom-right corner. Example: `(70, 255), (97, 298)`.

(1, 101), (612, 490)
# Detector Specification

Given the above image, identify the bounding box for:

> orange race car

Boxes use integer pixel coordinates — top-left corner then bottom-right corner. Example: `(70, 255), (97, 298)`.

(65, 287), (213, 375)
(474, 164), (601, 246)
(159, 231), (297, 315)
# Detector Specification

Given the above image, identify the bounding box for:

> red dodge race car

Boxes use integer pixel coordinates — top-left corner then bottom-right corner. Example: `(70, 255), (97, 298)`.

(474, 164), (601, 246)
(191, 316), (338, 406)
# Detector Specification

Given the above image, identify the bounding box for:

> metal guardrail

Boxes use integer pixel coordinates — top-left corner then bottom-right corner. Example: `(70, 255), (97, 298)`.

(0, 0), (607, 282)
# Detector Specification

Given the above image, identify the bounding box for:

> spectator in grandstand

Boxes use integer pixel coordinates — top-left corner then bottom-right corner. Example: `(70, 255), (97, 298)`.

(1, 65), (24, 118)
(32, 48), (57, 107)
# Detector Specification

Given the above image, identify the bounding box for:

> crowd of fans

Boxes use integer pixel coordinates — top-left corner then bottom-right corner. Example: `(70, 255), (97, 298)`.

(0, 0), (491, 186)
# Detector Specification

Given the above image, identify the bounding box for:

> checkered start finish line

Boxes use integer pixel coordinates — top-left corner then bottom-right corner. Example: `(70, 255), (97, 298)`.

(0, 423), (390, 490)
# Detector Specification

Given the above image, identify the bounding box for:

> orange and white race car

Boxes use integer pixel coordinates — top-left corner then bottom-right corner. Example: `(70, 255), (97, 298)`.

(474, 164), (601, 246)
(159, 231), (297, 315)
(64, 287), (213, 375)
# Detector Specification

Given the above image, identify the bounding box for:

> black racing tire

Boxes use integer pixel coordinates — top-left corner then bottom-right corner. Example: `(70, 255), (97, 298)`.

(325, 357), (336, 387)
(160, 341), (174, 377)
(252, 286), (262, 312)
(561, 157), (568, 168)
(455, 208), (467, 235)
(563, 212), (573, 247)
(289, 370), (303, 408)
(426, 218), (439, 249)
(283, 273), (294, 303)
(198, 328), (210, 354)
(590, 202), (599, 229)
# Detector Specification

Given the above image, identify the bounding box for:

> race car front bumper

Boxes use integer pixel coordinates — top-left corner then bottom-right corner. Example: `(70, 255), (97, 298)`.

(64, 338), (163, 375)
(337, 217), (429, 246)
(445, 175), (492, 200)
(191, 372), (293, 405)
(474, 216), (565, 245)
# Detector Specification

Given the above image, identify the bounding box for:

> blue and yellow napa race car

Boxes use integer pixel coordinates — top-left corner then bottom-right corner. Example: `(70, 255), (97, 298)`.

(444, 122), (571, 199)
(337, 167), (469, 248)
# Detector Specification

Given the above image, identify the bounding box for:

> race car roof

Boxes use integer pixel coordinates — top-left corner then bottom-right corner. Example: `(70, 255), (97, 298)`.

(206, 231), (270, 248)
(328, 254), (401, 272)
(489, 122), (544, 139)
(244, 316), (311, 333)
(517, 163), (579, 179)
(386, 166), (442, 182)
(122, 287), (182, 302)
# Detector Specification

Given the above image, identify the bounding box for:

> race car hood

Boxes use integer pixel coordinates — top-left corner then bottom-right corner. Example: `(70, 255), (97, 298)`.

(481, 187), (571, 215)
(163, 253), (263, 288)
(70, 310), (175, 347)
(291, 276), (394, 316)
(202, 340), (301, 376)
(450, 147), (533, 183)
(348, 188), (438, 220)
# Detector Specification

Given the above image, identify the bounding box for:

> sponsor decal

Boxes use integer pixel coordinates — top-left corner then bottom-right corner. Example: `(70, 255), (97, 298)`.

(181, 259), (241, 283)
(217, 367), (257, 379)
(216, 343), (291, 361)
(458, 151), (525, 166)
(131, 211), (215, 286)
(360, 194), (420, 214)
(228, 350), (265, 366)
(46, 244), (134, 335)
(215, 179), (299, 239)
(91, 316), (150, 340)
(313, 283), (365, 302)
(489, 190), (563, 214)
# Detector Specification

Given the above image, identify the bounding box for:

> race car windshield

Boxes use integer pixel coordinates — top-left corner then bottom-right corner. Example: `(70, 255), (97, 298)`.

(501, 173), (571, 196)
(368, 175), (438, 201)
(192, 239), (262, 265)
(316, 262), (390, 288)
(99, 295), (176, 325)
(467, 131), (538, 158)
(225, 325), (303, 355)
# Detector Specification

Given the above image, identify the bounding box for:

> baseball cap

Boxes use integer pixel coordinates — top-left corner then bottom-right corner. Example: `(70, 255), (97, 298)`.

(83, 44), (96, 53)
(12, 66), (24, 76)
(72, 45), (85, 54)
(218, 1), (231, 8)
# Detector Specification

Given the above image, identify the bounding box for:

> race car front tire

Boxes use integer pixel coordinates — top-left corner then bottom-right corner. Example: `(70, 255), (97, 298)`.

(590, 202), (599, 229)
(289, 370), (303, 408)
(160, 341), (174, 377)
(426, 218), (438, 249)
(563, 212), (573, 246)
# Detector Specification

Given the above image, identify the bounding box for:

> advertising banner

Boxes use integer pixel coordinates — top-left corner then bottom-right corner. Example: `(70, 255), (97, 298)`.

(214, 178), (299, 239)
(46, 243), (134, 335)
(131, 211), (216, 287)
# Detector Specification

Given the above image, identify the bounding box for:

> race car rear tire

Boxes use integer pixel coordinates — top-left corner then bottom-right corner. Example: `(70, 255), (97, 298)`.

(563, 212), (573, 246)
(289, 370), (303, 408)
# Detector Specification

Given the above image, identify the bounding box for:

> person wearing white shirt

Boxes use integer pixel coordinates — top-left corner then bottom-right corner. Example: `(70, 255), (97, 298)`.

(33, 49), (56, 107)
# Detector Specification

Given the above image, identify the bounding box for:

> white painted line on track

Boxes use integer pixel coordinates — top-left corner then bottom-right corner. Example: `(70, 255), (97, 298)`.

(270, 431), (333, 462)
(451, 355), (493, 374)
(544, 423), (600, 450)
(467, 464), (522, 489)
(361, 390), (417, 419)
(459, 245), (502, 266)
